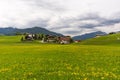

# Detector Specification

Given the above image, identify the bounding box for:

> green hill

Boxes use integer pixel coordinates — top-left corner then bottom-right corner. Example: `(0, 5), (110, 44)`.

(80, 33), (120, 45)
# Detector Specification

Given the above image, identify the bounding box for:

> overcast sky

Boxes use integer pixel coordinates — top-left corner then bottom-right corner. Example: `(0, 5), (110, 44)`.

(0, 0), (120, 36)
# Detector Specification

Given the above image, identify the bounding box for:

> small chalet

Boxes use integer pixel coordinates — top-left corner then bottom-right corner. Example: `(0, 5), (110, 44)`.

(95, 34), (105, 38)
(47, 35), (56, 43)
(58, 36), (72, 44)
(24, 34), (34, 40)
(74, 40), (81, 43)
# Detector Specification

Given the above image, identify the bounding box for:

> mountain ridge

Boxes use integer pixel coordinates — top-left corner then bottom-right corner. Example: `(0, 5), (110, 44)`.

(72, 31), (107, 40)
(0, 27), (63, 36)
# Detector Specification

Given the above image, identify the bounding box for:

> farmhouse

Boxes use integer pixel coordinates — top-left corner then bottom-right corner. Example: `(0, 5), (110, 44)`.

(47, 35), (57, 43)
(58, 36), (72, 44)
(74, 40), (81, 43)
(21, 33), (73, 44)
(24, 34), (34, 40)
(95, 34), (105, 38)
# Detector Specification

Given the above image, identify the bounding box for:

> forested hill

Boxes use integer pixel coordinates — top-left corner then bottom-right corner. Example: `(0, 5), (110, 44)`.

(0, 27), (63, 36)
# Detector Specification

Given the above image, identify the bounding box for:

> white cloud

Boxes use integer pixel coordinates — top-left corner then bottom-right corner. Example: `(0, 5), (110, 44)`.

(0, 0), (120, 36)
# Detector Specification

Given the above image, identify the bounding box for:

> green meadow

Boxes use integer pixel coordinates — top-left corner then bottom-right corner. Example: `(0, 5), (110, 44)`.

(0, 35), (120, 80)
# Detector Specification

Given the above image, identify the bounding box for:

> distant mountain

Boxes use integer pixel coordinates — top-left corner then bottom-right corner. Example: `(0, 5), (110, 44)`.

(72, 31), (107, 40)
(15, 27), (63, 36)
(0, 27), (15, 35)
(0, 27), (63, 36)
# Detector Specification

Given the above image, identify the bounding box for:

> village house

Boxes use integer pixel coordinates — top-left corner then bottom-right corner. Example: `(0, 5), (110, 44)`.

(21, 33), (73, 44)
(24, 34), (34, 40)
(74, 40), (81, 43)
(47, 35), (57, 43)
(95, 34), (105, 38)
(58, 36), (72, 44)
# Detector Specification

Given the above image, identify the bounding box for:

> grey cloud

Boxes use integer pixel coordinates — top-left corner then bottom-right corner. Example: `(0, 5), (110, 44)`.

(24, 19), (49, 28)
(78, 24), (98, 28)
(45, 13), (120, 35)
(24, 0), (66, 12)
(79, 13), (104, 21)
(1, 0), (120, 36)
(19, 12), (120, 36)
(64, 31), (81, 35)
(101, 18), (120, 26)
(75, 13), (120, 28)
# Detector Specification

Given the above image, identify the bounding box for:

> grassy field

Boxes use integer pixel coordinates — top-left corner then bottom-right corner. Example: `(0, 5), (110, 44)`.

(0, 36), (120, 80)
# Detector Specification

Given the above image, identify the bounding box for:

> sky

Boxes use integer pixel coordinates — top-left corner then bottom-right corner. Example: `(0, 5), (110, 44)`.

(0, 0), (120, 36)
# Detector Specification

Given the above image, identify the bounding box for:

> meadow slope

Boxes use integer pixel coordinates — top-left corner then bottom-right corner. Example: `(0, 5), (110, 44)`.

(0, 36), (120, 80)
(80, 33), (120, 45)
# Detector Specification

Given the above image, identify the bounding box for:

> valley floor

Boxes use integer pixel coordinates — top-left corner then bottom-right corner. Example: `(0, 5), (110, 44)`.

(0, 36), (120, 80)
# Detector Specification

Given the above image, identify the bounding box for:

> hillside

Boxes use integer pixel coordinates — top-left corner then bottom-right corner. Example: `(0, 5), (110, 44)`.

(0, 27), (63, 36)
(80, 33), (120, 45)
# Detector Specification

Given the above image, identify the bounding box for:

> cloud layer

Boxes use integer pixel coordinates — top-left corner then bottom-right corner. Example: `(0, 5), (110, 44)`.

(0, 0), (120, 36)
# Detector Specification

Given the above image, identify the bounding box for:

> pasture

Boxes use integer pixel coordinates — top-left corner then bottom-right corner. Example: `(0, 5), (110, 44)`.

(0, 36), (120, 80)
